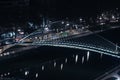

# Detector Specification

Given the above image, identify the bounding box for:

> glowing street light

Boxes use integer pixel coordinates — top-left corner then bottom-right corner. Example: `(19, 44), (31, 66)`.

(66, 23), (70, 26)
(80, 18), (83, 22)
(61, 21), (64, 24)
(25, 71), (29, 76)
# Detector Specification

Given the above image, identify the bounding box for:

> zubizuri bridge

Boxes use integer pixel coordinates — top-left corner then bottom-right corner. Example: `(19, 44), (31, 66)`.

(0, 22), (120, 59)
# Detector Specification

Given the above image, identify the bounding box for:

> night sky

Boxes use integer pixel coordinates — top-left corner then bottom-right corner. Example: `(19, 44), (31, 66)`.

(0, 0), (119, 16)
(0, 0), (119, 25)
(30, 0), (120, 16)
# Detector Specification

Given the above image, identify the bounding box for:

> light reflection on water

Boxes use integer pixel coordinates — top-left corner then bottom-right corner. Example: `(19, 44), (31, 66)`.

(0, 47), (119, 80)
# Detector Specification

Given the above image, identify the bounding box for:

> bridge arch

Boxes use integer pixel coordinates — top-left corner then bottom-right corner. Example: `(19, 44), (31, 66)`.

(27, 41), (120, 58)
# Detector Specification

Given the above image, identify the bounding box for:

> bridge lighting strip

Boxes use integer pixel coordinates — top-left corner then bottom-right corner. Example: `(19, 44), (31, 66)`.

(33, 41), (118, 54)
(35, 43), (120, 58)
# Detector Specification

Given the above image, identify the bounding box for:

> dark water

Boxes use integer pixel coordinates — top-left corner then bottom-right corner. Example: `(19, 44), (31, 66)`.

(0, 28), (120, 80)
(99, 28), (120, 46)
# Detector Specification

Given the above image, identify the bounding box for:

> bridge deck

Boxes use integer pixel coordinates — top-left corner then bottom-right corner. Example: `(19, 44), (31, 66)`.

(52, 34), (118, 52)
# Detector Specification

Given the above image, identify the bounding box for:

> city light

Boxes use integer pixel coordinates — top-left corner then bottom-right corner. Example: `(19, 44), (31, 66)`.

(80, 18), (83, 21)
(0, 1), (120, 80)
(66, 23), (70, 26)
(61, 21), (64, 24)
(25, 71), (29, 76)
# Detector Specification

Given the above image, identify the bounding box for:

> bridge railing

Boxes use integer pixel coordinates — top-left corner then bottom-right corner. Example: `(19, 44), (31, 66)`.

(32, 41), (119, 55)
